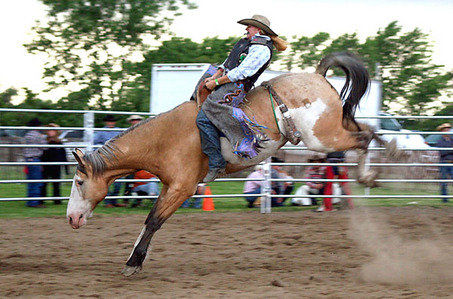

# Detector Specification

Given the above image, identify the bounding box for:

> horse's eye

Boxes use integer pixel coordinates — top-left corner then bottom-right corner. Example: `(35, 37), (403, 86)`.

(77, 180), (84, 186)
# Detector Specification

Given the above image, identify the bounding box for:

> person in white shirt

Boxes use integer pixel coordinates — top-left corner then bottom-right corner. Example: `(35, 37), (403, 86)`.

(196, 14), (286, 182)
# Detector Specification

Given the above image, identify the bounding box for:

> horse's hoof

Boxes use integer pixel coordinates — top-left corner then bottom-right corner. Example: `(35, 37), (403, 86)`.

(122, 265), (142, 277)
(358, 171), (379, 188)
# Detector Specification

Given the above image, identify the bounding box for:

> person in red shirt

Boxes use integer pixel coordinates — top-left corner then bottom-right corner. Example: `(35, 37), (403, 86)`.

(317, 151), (353, 212)
(129, 170), (159, 208)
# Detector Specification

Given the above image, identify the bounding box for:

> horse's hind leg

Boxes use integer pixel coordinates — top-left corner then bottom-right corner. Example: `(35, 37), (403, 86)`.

(339, 121), (408, 187)
(319, 123), (379, 187)
(122, 182), (197, 277)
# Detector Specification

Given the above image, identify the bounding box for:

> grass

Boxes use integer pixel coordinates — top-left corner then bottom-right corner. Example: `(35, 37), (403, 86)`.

(0, 180), (451, 219)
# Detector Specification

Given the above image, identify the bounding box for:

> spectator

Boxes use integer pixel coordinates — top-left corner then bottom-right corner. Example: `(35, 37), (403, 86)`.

(129, 170), (159, 208)
(326, 151), (353, 209)
(181, 183), (206, 209)
(271, 156), (294, 206)
(435, 123), (452, 203)
(94, 114), (121, 145)
(243, 165), (265, 208)
(243, 158), (291, 208)
(94, 114), (125, 207)
(122, 115), (145, 203)
(291, 153), (328, 206)
(23, 118), (47, 207)
(41, 123), (69, 204)
(127, 115), (144, 127)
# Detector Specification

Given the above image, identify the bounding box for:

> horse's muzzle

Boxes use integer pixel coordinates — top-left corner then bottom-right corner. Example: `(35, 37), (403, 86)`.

(67, 212), (86, 229)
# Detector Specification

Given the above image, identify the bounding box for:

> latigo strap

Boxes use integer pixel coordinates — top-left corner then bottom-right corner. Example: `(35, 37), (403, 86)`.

(261, 81), (302, 145)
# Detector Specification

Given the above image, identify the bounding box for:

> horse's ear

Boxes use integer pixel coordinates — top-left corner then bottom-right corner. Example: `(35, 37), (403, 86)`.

(72, 148), (85, 167)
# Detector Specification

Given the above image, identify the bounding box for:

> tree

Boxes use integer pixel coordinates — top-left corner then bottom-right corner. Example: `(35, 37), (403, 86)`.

(286, 22), (452, 115)
(0, 88), (18, 108)
(114, 36), (244, 113)
(25, 0), (196, 109)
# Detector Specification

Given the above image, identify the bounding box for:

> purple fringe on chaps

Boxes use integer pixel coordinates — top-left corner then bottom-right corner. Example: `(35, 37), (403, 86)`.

(201, 81), (268, 159)
(231, 107), (268, 158)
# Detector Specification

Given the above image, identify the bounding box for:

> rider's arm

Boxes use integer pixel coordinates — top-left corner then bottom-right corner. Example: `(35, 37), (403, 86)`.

(226, 44), (271, 82)
(205, 45), (271, 90)
(205, 70), (232, 90)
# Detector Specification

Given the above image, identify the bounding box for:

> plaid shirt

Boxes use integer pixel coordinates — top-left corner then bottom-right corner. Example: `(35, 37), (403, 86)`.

(23, 130), (46, 158)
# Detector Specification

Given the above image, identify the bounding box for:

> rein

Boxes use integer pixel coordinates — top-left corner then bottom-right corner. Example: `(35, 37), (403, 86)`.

(262, 81), (302, 145)
(268, 89), (284, 135)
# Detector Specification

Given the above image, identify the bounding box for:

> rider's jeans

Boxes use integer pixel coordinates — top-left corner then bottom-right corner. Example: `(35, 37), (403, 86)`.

(196, 109), (226, 170)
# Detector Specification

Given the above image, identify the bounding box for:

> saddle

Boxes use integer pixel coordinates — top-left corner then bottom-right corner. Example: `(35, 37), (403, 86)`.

(196, 83), (211, 108)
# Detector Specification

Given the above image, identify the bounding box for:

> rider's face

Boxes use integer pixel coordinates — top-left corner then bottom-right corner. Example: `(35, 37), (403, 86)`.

(246, 25), (261, 39)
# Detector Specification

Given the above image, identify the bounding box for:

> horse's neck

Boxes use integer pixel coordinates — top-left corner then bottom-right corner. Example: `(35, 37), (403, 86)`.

(104, 101), (199, 177)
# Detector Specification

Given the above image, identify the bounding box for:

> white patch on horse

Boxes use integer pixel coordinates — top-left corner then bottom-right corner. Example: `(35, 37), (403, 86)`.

(289, 98), (333, 152)
(129, 226), (147, 260)
(66, 175), (92, 217)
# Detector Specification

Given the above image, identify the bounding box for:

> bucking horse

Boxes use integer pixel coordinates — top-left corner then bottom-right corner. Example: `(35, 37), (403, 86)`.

(67, 52), (400, 276)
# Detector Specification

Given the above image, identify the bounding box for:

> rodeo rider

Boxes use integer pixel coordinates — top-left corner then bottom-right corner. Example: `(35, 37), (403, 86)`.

(196, 14), (287, 182)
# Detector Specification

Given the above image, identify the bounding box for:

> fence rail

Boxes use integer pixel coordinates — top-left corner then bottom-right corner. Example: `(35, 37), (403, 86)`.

(1, 108), (452, 213)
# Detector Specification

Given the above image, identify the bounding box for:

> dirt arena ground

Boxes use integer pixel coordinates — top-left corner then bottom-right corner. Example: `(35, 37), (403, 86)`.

(1, 207), (452, 298)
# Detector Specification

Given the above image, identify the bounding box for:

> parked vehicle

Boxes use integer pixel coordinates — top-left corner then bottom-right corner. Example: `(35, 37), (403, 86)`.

(378, 113), (430, 149)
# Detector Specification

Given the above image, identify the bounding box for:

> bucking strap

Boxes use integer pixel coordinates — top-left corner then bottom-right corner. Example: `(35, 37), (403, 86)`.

(261, 81), (302, 145)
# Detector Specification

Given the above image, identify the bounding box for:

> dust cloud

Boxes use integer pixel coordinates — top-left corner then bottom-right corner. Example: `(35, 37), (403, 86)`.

(349, 207), (453, 285)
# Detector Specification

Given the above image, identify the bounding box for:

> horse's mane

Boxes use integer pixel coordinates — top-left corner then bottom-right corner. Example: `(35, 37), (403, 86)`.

(82, 142), (121, 176)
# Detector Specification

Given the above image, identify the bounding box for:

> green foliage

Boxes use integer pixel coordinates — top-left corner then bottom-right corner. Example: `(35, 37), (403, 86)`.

(7, 7), (450, 129)
(0, 88), (55, 126)
(0, 88), (18, 108)
(286, 21), (452, 116)
(117, 36), (239, 111)
(25, 0), (196, 110)
(0, 180), (450, 218)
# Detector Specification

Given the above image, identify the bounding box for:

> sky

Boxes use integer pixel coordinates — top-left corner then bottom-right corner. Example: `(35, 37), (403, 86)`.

(1, 0), (452, 102)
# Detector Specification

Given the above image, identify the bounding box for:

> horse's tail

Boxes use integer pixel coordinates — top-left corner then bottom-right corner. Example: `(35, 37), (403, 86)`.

(316, 52), (369, 130)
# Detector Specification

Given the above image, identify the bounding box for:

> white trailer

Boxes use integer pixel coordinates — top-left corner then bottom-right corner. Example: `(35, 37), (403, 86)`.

(150, 63), (380, 124)
(149, 63), (428, 149)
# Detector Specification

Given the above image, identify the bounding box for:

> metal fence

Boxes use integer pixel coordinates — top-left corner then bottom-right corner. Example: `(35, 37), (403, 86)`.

(0, 108), (452, 213)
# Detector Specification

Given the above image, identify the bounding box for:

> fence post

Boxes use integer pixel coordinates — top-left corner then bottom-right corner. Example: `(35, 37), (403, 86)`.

(364, 153), (371, 197)
(84, 111), (94, 152)
(261, 158), (272, 214)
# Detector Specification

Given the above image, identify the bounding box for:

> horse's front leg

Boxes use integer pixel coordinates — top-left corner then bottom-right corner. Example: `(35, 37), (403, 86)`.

(122, 182), (197, 276)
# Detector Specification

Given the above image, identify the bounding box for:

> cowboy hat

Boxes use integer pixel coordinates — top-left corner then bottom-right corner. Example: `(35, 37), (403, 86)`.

(436, 123), (451, 131)
(127, 115), (144, 122)
(238, 14), (278, 37)
(26, 118), (42, 127)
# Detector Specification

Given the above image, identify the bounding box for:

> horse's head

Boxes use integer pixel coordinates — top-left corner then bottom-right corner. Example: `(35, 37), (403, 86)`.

(67, 149), (109, 229)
